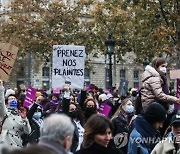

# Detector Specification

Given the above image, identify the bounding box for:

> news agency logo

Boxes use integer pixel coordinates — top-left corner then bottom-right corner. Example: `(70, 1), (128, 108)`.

(129, 137), (162, 144)
(114, 133), (128, 148)
(129, 136), (180, 144)
(114, 134), (179, 149)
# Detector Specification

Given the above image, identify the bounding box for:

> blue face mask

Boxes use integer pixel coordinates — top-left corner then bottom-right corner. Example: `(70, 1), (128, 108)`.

(125, 105), (134, 114)
(33, 112), (42, 120)
(9, 100), (18, 108)
(130, 97), (136, 102)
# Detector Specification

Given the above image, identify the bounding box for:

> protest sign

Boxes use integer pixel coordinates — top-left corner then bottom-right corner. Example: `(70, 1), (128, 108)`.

(177, 79), (180, 98)
(170, 70), (180, 79)
(23, 86), (36, 108)
(0, 43), (18, 81)
(98, 104), (112, 117)
(52, 45), (86, 89)
(174, 79), (180, 112)
(53, 88), (60, 94)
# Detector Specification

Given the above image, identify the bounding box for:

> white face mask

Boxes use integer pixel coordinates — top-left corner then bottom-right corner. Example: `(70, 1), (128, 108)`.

(159, 67), (167, 74)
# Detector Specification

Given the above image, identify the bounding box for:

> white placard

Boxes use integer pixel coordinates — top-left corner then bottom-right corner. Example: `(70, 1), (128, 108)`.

(52, 45), (86, 89)
(170, 69), (180, 79)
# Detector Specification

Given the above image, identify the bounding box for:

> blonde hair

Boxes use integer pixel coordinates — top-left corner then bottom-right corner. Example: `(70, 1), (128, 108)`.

(111, 98), (130, 120)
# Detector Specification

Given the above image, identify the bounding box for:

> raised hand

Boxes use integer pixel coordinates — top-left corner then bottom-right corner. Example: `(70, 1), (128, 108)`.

(177, 98), (180, 104)
(63, 84), (70, 91)
(19, 107), (27, 119)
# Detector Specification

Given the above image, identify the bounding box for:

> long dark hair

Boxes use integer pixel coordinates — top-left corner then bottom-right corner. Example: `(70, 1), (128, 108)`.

(69, 102), (85, 126)
(84, 98), (97, 109)
(82, 114), (113, 148)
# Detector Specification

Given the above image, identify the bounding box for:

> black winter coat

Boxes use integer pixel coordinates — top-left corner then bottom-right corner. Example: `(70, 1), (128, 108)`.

(112, 112), (134, 154)
(22, 103), (41, 145)
(112, 112), (132, 136)
(75, 142), (123, 154)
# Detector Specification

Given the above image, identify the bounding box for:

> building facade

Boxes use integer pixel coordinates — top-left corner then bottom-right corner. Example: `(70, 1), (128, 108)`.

(1, 0), (176, 92)
(4, 51), (145, 91)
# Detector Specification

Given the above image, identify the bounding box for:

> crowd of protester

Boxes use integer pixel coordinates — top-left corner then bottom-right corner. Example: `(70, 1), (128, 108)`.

(0, 57), (180, 154)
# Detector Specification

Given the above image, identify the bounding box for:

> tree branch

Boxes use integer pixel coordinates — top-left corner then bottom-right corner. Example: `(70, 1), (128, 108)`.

(158, 0), (176, 44)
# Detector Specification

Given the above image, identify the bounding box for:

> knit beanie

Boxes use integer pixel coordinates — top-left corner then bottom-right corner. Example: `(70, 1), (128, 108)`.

(144, 102), (167, 124)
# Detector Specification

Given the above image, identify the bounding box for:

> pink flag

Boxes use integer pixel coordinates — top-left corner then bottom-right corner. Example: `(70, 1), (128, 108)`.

(53, 88), (60, 94)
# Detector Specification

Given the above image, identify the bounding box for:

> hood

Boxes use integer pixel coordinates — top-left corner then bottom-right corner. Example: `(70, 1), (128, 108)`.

(134, 115), (158, 138)
(133, 115), (161, 152)
(142, 65), (160, 82)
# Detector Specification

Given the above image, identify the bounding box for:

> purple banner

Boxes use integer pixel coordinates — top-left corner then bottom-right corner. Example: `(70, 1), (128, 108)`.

(53, 88), (60, 94)
(23, 86), (37, 108)
(177, 79), (180, 98)
(98, 104), (112, 117)
(174, 79), (180, 111)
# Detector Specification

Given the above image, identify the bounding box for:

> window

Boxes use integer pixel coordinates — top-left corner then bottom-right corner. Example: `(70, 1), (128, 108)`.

(105, 68), (110, 88)
(42, 67), (50, 77)
(134, 82), (139, 88)
(134, 70), (139, 80)
(120, 69), (126, 80)
(84, 68), (90, 85)
(84, 68), (90, 80)
(133, 70), (139, 88)
(42, 81), (49, 90)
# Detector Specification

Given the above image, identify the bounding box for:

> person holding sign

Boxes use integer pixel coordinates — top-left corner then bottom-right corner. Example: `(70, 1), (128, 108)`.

(141, 57), (180, 111)
(0, 80), (31, 150)
(141, 57), (180, 136)
(22, 96), (44, 146)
